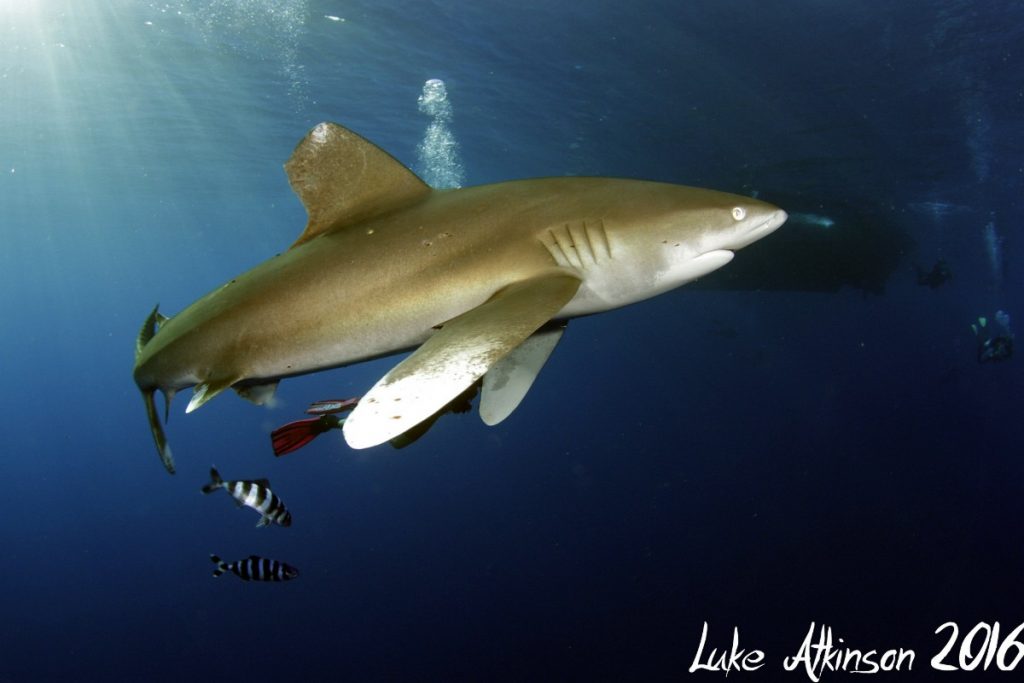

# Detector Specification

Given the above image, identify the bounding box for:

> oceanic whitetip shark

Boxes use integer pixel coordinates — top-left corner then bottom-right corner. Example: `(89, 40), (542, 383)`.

(134, 122), (787, 473)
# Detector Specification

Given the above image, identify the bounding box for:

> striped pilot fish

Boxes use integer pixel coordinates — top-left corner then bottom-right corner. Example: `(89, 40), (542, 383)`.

(210, 554), (299, 582)
(201, 466), (292, 527)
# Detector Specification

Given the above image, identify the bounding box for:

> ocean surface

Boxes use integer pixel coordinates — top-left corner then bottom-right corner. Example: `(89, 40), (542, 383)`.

(2, 1), (1022, 680)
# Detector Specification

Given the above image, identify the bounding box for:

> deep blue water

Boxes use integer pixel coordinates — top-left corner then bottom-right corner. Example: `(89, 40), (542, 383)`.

(2, 1), (1023, 680)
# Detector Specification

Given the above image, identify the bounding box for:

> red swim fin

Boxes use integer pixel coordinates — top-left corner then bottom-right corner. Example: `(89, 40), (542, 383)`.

(271, 415), (343, 456)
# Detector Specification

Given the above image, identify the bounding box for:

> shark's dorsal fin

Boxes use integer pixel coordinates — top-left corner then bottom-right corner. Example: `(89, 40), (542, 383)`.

(284, 122), (431, 249)
(480, 321), (566, 426)
(343, 273), (581, 449)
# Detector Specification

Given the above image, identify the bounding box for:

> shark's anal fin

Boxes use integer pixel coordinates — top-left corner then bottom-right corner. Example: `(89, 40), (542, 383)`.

(143, 389), (175, 474)
(162, 389), (176, 423)
(343, 273), (581, 449)
(480, 321), (566, 426)
(284, 122), (432, 249)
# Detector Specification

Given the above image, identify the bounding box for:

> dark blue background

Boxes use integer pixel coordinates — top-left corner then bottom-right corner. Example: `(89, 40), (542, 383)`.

(1, 1), (1021, 680)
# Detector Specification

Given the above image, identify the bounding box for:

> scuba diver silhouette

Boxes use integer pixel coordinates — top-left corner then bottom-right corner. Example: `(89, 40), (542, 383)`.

(972, 311), (1013, 363)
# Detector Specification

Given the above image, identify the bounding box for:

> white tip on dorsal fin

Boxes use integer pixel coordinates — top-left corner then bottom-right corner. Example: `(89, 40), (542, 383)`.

(284, 122), (432, 249)
(480, 321), (566, 426)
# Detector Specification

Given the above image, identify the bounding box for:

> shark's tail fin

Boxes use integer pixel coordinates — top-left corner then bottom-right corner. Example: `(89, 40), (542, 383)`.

(136, 305), (176, 475)
(135, 304), (169, 362)
(142, 389), (175, 475)
(201, 466), (224, 494)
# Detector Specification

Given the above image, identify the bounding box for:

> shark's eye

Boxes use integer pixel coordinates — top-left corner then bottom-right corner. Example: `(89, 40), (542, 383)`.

(732, 206), (746, 221)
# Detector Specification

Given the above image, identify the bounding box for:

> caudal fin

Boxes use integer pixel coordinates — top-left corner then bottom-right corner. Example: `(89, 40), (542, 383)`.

(201, 466), (224, 494)
(136, 305), (175, 475)
(271, 416), (341, 456)
(210, 554), (228, 577)
(142, 389), (175, 474)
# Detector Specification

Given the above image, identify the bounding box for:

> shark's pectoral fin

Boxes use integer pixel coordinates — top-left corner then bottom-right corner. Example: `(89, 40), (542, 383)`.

(343, 273), (582, 449)
(143, 389), (175, 474)
(480, 321), (566, 426)
(186, 377), (240, 414)
(284, 122), (432, 249)
(387, 382), (481, 450)
(235, 381), (280, 407)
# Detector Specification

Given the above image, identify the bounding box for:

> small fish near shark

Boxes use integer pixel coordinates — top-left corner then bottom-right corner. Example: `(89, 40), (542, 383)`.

(133, 122), (787, 473)
(210, 554), (298, 582)
(201, 466), (292, 528)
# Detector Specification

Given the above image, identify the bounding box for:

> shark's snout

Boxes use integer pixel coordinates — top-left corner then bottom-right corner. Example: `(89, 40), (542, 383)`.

(730, 209), (787, 250)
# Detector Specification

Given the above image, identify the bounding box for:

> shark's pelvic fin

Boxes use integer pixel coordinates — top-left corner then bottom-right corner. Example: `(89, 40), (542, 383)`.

(186, 377), (239, 414)
(235, 381), (280, 407)
(343, 273), (581, 449)
(480, 321), (566, 426)
(284, 122), (432, 249)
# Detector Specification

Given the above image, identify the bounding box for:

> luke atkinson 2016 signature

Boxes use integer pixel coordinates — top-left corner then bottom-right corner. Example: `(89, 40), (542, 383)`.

(689, 621), (1024, 680)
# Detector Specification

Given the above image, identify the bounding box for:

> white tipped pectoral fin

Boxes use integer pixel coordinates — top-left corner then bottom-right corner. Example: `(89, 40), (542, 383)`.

(480, 321), (566, 426)
(343, 274), (581, 449)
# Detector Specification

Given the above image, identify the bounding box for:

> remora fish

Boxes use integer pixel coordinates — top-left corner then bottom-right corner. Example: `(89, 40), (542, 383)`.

(201, 466), (292, 527)
(134, 122), (787, 472)
(210, 554), (298, 582)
